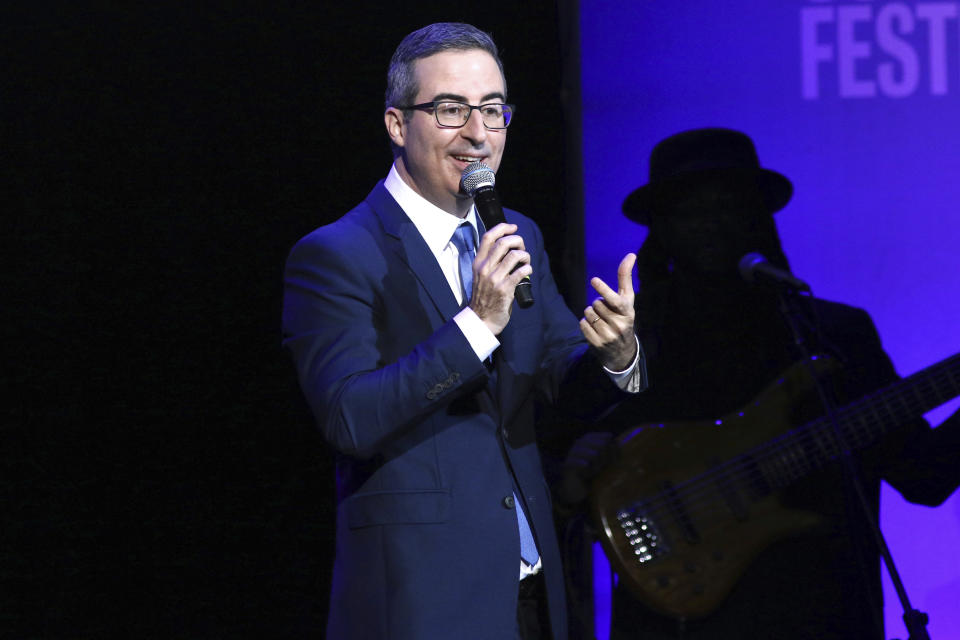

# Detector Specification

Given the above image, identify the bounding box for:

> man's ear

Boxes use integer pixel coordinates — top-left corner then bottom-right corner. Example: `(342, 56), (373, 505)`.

(384, 108), (406, 148)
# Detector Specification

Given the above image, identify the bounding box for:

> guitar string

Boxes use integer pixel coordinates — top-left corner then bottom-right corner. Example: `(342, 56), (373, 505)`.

(626, 374), (940, 525)
(612, 363), (958, 539)
(622, 412), (864, 528)
(618, 367), (955, 535)
(623, 408), (893, 537)
(614, 356), (960, 524)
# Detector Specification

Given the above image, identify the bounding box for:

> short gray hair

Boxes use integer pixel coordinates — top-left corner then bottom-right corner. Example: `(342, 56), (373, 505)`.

(385, 22), (506, 111)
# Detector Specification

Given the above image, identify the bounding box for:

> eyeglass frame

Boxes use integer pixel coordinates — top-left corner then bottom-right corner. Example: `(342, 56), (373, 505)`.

(398, 101), (515, 130)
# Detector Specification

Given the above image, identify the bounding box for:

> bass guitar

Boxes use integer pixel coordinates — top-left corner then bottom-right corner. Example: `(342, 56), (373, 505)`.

(590, 352), (960, 619)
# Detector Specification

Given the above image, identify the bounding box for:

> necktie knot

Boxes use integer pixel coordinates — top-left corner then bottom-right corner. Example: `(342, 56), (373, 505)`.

(452, 223), (475, 253)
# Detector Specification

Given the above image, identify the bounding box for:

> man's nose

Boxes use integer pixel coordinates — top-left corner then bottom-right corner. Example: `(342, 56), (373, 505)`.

(460, 109), (488, 143)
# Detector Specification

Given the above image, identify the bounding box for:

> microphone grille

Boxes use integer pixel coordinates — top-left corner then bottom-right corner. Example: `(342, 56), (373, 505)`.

(460, 161), (496, 196)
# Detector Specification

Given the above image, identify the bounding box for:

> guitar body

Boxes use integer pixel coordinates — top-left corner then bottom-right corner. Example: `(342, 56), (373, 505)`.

(591, 357), (837, 620)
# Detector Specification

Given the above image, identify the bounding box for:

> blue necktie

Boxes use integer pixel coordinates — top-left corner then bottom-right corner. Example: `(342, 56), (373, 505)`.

(451, 223), (476, 303)
(514, 491), (540, 566)
(450, 223), (539, 567)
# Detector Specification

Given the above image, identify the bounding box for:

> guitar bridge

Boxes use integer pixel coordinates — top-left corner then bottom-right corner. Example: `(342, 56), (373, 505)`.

(616, 507), (668, 564)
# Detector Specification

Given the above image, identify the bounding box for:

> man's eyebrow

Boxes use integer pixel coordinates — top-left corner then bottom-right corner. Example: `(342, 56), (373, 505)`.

(430, 92), (507, 103)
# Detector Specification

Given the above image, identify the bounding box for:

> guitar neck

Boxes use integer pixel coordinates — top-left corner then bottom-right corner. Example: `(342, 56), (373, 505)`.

(757, 353), (960, 489)
(593, 351), (960, 621)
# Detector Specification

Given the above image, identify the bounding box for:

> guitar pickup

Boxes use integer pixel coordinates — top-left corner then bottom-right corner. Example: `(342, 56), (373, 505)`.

(663, 480), (700, 544)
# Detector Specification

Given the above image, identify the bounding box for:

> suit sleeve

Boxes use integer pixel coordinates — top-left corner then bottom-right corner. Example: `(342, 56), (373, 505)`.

(516, 217), (627, 421)
(281, 223), (488, 459)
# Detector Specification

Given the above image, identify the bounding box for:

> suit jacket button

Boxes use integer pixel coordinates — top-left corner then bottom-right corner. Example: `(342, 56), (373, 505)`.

(501, 428), (509, 439)
(502, 495), (515, 509)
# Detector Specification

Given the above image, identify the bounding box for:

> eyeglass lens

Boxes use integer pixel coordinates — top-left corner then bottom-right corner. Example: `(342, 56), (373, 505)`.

(435, 102), (512, 128)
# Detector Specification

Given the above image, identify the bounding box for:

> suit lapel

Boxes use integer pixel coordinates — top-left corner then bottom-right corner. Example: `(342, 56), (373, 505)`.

(367, 181), (529, 424)
(367, 182), (461, 324)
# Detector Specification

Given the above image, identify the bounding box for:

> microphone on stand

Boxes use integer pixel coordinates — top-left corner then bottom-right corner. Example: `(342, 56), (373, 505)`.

(460, 162), (534, 308)
(738, 252), (811, 292)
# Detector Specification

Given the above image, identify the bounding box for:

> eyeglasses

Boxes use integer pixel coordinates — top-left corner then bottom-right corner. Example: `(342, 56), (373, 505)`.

(399, 101), (515, 129)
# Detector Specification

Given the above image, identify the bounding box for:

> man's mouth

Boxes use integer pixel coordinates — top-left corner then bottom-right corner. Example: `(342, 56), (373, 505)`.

(452, 155), (485, 165)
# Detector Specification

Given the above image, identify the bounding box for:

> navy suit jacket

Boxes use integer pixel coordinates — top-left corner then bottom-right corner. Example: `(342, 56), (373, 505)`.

(282, 182), (625, 639)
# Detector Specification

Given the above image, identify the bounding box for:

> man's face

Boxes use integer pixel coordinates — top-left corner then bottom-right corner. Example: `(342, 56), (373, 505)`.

(385, 49), (507, 216)
(653, 180), (768, 278)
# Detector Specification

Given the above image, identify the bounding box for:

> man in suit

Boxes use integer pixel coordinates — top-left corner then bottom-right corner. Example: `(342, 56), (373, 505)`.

(282, 23), (646, 639)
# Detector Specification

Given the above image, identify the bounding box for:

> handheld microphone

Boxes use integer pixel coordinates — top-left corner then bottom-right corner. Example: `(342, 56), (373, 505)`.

(460, 162), (534, 308)
(738, 252), (811, 292)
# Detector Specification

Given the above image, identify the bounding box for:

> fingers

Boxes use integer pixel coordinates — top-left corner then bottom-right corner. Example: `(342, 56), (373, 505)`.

(582, 292), (624, 331)
(468, 223), (532, 334)
(565, 432), (616, 485)
(476, 223), (530, 283)
(484, 242), (530, 283)
(588, 252), (637, 313)
(617, 253), (637, 296)
(476, 223), (522, 257)
(581, 305), (605, 329)
(579, 308), (608, 341)
(580, 303), (623, 345)
(580, 253), (638, 357)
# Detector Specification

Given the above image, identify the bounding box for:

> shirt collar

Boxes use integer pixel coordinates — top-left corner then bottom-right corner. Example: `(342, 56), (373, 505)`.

(385, 164), (479, 252)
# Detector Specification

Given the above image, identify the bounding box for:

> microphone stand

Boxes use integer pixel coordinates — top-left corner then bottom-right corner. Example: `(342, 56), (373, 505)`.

(775, 287), (931, 640)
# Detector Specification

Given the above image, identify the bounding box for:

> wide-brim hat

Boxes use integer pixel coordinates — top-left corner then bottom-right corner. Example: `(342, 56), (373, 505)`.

(622, 127), (793, 226)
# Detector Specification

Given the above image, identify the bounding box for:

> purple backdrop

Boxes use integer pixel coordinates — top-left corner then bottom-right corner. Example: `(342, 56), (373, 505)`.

(580, 1), (960, 638)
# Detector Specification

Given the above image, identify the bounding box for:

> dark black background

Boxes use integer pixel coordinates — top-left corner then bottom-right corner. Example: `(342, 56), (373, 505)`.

(6, 3), (581, 637)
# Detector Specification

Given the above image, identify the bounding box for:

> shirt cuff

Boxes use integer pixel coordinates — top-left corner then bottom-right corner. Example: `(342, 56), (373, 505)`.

(454, 307), (499, 361)
(603, 335), (648, 394)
